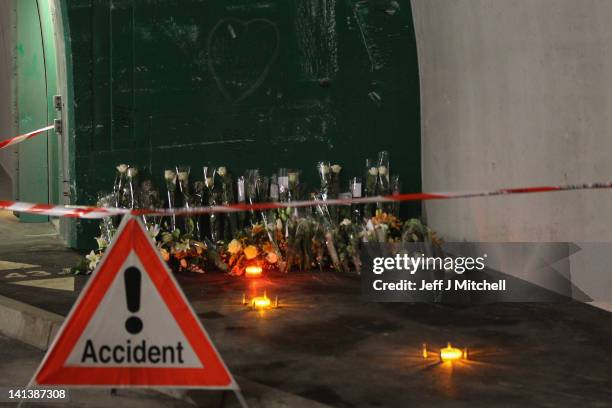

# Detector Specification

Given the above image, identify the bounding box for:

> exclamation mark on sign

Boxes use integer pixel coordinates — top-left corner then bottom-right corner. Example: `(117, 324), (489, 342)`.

(124, 267), (143, 335)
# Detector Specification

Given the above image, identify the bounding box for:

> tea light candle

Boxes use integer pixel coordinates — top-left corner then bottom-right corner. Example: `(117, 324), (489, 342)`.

(439, 343), (463, 362)
(245, 265), (263, 278)
(251, 295), (271, 309)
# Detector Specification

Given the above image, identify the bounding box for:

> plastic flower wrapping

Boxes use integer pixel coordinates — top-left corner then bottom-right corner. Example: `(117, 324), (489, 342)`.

(72, 153), (442, 276)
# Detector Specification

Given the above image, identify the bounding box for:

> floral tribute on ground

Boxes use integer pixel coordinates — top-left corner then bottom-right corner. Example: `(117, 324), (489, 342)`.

(73, 151), (441, 276)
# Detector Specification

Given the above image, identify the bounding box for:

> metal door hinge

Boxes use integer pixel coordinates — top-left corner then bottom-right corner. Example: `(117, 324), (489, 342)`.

(54, 119), (63, 135)
(54, 95), (62, 111)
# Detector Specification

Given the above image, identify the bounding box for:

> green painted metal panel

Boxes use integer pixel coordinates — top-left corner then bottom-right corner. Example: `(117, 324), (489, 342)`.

(16, 0), (54, 222)
(67, 0), (421, 248)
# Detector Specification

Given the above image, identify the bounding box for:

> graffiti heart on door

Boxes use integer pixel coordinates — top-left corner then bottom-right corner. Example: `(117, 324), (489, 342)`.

(207, 18), (279, 103)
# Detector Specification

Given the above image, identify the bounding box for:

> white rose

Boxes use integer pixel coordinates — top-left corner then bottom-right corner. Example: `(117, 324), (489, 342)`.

(217, 167), (227, 177)
(331, 164), (342, 173)
(164, 170), (176, 181)
(116, 164), (128, 173)
(378, 166), (387, 175)
(368, 167), (378, 176)
(340, 218), (351, 226)
(178, 171), (189, 181)
(205, 177), (214, 188)
(276, 218), (283, 230)
(127, 167), (138, 178)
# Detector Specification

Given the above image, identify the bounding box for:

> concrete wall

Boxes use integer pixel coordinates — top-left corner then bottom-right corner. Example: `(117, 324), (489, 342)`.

(411, 0), (612, 303)
(412, 0), (612, 242)
(0, 0), (16, 199)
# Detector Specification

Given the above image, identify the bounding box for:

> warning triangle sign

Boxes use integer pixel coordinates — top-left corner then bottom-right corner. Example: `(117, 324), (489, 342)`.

(32, 216), (237, 389)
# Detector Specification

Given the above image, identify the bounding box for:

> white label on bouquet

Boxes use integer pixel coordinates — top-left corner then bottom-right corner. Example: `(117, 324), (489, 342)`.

(270, 184), (279, 200)
(278, 176), (289, 189)
(352, 182), (362, 198)
(237, 179), (245, 202)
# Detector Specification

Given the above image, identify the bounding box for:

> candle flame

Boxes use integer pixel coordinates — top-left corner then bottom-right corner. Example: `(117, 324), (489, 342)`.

(440, 342), (463, 362)
(251, 295), (271, 309)
(245, 265), (263, 278)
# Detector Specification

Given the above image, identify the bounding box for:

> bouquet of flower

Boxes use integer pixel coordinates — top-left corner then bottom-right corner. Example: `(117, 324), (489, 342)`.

(364, 158), (378, 218)
(75, 157), (446, 276)
(202, 166), (218, 241)
(255, 174), (286, 271)
(126, 166), (140, 209)
(139, 179), (161, 226)
(176, 166), (196, 236)
(284, 217), (316, 272)
(402, 218), (442, 247)
(236, 175), (246, 230)
(335, 218), (364, 274)
(224, 223), (281, 276)
(244, 169), (260, 227)
(113, 164), (128, 208)
(217, 166), (237, 242)
(365, 211), (403, 243)
(164, 169), (178, 231)
(329, 164), (342, 223)
(159, 228), (207, 273)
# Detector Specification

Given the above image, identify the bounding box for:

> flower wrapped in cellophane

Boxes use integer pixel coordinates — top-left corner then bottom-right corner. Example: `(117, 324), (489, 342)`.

(74, 156), (446, 276)
(159, 227), (207, 274)
(335, 218), (364, 274)
(163, 168), (178, 231)
(365, 211), (403, 243)
(223, 223), (284, 276)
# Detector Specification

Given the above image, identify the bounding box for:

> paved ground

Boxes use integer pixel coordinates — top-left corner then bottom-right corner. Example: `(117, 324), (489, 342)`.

(0, 212), (84, 315)
(0, 214), (611, 407)
(0, 334), (192, 407)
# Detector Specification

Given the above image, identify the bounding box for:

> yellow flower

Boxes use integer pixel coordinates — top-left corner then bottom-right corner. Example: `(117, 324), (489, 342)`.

(262, 241), (273, 254)
(266, 252), (278, 264)
(160, 248), (170, 261)
(227, 239), (242, 255)
(243, 245), (258, 260)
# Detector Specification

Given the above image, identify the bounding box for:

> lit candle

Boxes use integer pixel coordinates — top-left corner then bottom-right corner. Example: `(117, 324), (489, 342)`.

(245, 265), (263, 278)
(251, 295), (271, 309)
(439, 342), (463, 362)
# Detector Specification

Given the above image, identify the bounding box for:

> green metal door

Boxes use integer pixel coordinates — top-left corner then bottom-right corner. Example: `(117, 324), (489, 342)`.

(66, 0), (421, 248)
(16, 0), (60, 222)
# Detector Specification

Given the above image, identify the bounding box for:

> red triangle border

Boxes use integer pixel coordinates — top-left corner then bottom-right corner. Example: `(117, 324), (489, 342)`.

(34, 216), (235, 388)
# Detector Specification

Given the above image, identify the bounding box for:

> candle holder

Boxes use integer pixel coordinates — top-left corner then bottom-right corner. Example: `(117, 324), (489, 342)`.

(242, 291), (279, 310)
(421, 342), (468, 363)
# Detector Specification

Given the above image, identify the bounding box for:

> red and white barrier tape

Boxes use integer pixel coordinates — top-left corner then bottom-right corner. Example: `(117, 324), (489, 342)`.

(0, 125), (54, 150)
(1, 181), (612, 219)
